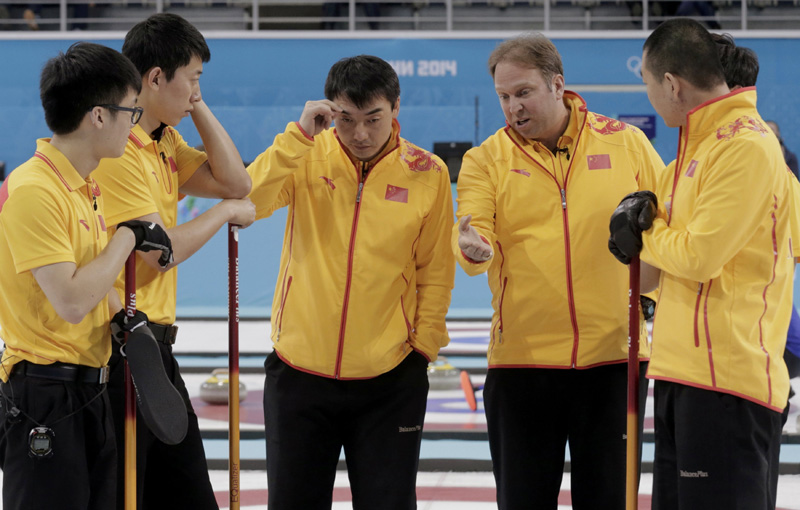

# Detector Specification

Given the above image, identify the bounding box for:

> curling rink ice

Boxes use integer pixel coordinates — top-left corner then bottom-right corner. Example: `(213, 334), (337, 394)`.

(2, 319), (800, 509)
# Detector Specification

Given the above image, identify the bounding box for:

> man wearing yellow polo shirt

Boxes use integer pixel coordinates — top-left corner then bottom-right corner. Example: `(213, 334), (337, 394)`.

(92, 14), (254, 510)
(0, 42), (172, 510)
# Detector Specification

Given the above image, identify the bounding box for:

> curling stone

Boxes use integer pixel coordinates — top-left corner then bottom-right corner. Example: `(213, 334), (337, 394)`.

(199, 368), (247, 405)
(427, 356), (462, 390)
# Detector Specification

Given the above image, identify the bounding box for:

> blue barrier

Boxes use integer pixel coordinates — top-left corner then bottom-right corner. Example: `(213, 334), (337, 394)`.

(1, 35), (798, 317)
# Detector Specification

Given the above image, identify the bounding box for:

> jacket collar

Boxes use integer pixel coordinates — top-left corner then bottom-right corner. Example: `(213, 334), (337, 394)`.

(128, 123), (152, 150)
(684, 87), (758, 140)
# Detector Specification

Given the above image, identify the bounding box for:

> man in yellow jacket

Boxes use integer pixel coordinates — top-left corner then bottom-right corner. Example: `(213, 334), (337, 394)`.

(247, 55), (455, 509)
(454, 34), (663, 509)
(609, 19), (793, 510)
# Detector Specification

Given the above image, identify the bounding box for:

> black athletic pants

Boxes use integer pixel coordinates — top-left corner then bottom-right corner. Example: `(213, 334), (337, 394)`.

(652, 380), (782, 510)
(0, 372), (116, 510)
(108, 338), (218, 510)
(484, 362), (648, 510)
(264, 350), (430, 510)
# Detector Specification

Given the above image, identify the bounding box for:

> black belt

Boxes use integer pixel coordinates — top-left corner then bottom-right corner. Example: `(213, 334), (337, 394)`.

(14, 361), (109, 384)
(149, 323), (179, 345)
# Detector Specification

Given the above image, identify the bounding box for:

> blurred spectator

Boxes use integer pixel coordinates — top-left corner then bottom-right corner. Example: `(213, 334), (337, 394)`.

(766, 120), (799, 180)
(675, 1), (721, 29)
(322, 1), (380, 29)
(22, 3), (41, 30)
(0, 3), (91, 31)
(71, 2), (93, 31)
(626, 1), (678, 29)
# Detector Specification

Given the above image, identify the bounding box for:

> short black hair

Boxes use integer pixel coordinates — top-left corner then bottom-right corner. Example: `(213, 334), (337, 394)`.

(712, 33), (759, 88)
(40, 42), (141, 135)
(643, 18), (726, 91)
(122, 13), (210, 81)
(324, 55), (400, 109)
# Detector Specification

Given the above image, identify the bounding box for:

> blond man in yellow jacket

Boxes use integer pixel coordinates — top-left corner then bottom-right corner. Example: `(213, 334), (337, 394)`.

(454, 34), (664, 510)
(610, 19), (793, 510)
(247, 55), (455, 510)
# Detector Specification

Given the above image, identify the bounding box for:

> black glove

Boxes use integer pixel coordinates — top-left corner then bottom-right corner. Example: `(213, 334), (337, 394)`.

(608, 191), (658, 265)
(118, 220), (174, 267)
(641, 295), (656, 321)
(110, 309), (150, 345)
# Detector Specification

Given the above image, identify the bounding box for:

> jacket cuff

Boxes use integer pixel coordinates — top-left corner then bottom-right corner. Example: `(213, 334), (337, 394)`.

(294, 122), (314, 141)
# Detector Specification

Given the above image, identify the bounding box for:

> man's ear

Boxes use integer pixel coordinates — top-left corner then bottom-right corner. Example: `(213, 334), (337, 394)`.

(145, 67), (163, 89)
(88, 105), (105, 129)
(392, 97), (400, 118)
(663, 72), (681, 101)
(552, 74), (566, 100)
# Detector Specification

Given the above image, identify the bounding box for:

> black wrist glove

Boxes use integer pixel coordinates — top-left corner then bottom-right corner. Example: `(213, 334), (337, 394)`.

(118, 220), (174, 267)
(608, 191), (658, 265)
(110, 309), (150, 345)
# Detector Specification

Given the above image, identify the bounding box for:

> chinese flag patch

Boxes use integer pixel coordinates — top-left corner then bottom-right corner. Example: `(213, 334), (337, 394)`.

(587, 154), (612, 170)
(385, 184), (409, 203)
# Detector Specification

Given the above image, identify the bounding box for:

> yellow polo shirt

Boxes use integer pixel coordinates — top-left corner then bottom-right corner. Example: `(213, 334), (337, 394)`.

(0, 139), (111, 380)
(93, 124), (206, 325)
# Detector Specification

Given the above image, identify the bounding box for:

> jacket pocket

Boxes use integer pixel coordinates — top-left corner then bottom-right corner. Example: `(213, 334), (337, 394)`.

(489, 276), (508, 358)
(276, 276), (293, 341)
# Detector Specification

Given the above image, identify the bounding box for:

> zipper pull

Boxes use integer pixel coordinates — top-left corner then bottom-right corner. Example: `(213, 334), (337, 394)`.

(560, 188), (567, 209)
(356, 181), (364, 203)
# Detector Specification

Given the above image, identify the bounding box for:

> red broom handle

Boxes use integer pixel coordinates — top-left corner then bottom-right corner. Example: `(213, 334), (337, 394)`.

(124, 253), (137, 510)
(626, 255), (641, 510)
(228, 225), (241, 510)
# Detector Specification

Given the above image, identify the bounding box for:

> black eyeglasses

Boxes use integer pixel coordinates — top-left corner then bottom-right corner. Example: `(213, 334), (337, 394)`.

(92, 104), (144, 125)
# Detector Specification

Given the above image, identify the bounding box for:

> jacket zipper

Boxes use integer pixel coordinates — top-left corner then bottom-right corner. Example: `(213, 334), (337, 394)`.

(504, 122), (584, 367)
(562, 185), (580, 367)
(334, 161), (369, 378)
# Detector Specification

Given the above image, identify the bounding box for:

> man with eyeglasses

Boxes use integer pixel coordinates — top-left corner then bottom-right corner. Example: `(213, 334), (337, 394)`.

(91, 13), (254, 510)
(0, 42), (173, 510)
(95, 103), (144, 126)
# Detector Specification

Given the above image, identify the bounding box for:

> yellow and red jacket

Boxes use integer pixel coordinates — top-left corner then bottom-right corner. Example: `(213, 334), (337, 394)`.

(247, 120), (455, 379)
(642, 88), (793, 411)
(454, 92), (663, 369)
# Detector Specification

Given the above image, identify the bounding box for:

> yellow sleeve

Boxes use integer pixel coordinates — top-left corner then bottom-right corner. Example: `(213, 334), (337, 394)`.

(247, 122), (315, 220)
(787, 171), (800, 263)
(409, 160), (456, 361)
(633, 129), (665, 193)
(452, 147), (497, 276)
(94, 147), (158, 226)
(3, 183), (74, 273)
(642, 141), (774, 282)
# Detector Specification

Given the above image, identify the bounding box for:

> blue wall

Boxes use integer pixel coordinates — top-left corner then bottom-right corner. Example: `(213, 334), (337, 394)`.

(1, 36), (799, 317)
